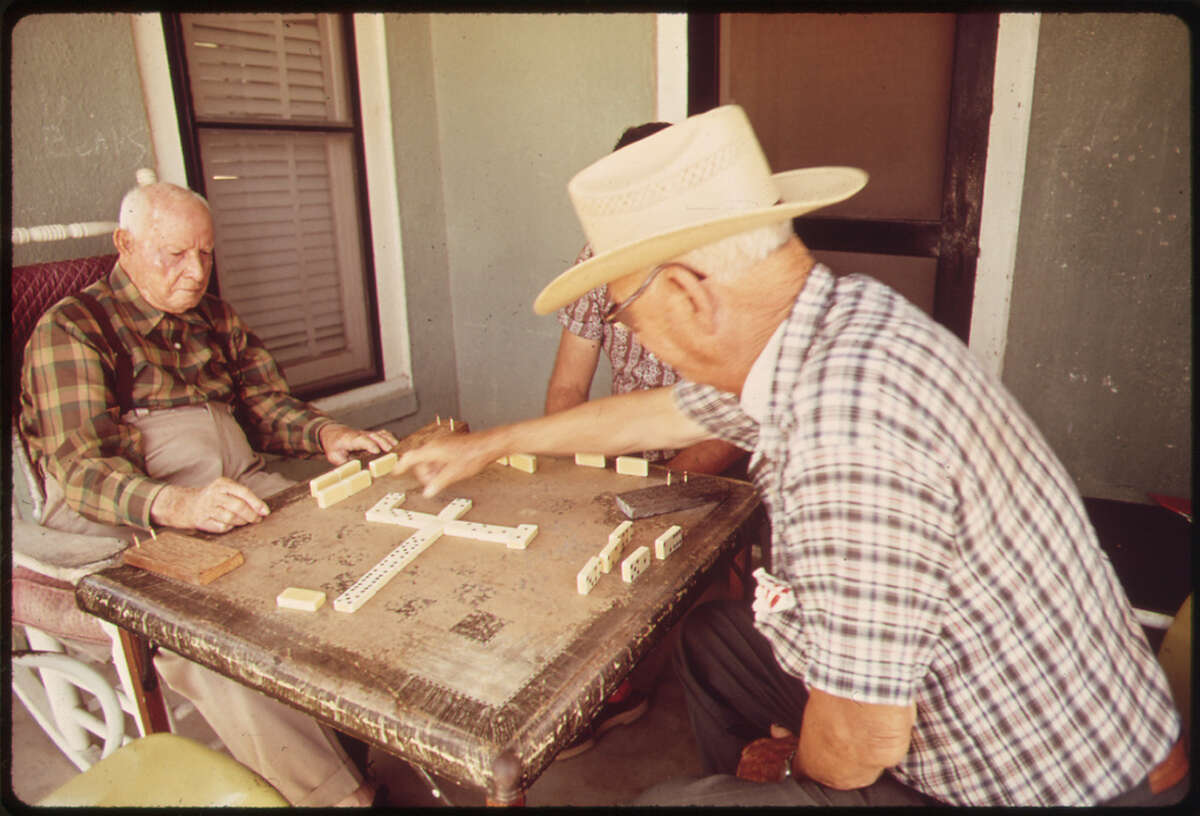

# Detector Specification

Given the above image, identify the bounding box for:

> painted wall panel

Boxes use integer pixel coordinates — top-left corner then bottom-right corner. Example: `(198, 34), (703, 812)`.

(430, 13), (656, 429)
(1004, 13), (1190, 502)
(11, 14), (154, 265)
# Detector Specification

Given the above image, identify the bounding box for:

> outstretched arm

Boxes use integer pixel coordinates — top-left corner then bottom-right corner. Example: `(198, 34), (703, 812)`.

(397, 387), (709, 497)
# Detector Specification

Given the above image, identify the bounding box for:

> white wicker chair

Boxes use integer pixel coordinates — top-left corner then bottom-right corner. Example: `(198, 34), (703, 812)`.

(8, 168), (191, 769)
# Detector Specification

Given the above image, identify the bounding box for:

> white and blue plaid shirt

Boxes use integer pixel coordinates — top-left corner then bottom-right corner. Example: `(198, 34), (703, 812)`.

(674, 264), (1179, 806)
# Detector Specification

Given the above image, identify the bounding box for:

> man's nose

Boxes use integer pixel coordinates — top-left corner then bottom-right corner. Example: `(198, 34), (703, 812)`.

(181, 250), (209, 279)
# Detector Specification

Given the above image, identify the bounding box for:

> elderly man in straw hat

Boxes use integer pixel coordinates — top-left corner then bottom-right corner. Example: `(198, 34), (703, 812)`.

(397, 106), (1186, 806)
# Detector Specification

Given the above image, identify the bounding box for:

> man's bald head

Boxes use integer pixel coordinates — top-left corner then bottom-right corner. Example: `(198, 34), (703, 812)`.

(113, 183), (215, 314)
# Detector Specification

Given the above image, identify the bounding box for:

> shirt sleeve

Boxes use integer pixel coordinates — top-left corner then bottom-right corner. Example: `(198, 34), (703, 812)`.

(672, 380), (759, 451)
(19, 302), (164, 529)
(218, 304), (332, 457)
(756, 442), (957, 706)
(556, 243), (606, 341)
(557, 285), (606, 342)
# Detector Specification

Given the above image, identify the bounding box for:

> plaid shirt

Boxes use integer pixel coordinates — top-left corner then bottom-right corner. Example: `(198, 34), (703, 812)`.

(20, 263), (332, 529)
(558, 243), (679, 461)
(674, 265), (1179, 806)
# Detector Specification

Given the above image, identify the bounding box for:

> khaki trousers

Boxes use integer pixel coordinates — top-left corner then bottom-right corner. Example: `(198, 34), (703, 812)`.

(36, 403), (363, 806)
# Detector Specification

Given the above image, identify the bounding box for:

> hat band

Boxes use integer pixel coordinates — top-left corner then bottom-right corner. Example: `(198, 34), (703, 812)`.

(573, 141), (745, 218)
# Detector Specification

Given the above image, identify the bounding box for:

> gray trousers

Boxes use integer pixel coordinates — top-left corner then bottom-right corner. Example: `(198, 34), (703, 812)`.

(632, 600), (1187, 807)
(36, 403), (363, 806)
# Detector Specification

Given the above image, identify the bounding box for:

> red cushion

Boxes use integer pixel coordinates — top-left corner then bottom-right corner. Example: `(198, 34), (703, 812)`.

(9, 254), (116, 411)
(11, 565), (109, 645)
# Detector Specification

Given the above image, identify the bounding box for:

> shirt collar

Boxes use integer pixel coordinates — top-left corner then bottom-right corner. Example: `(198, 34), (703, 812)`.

(109, 262), (211, 335)
(740, 317), (787, 423)
(739, 263), (835, 423)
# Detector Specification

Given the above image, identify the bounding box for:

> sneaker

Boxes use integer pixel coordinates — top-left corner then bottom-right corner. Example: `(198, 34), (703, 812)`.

(593, 687), (650, 737)
(554, 726), (596, 761)
(554, 688), (650, 761)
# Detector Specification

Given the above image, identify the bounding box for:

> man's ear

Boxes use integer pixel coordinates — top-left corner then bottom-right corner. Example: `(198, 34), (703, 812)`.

(663, 265), (719, 335)
(113, 228), (133, 256)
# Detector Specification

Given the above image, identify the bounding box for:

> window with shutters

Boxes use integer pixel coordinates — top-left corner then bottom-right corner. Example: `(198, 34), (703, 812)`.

(166, 12), (382, 398)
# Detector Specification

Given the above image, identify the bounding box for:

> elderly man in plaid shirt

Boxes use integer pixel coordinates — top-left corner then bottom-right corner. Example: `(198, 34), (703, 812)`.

(398, 106), (1186, 806)
(20, 182), (395, 806)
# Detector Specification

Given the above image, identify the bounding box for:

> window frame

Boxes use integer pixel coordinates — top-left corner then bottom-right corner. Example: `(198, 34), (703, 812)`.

(162, 11), (385, 400)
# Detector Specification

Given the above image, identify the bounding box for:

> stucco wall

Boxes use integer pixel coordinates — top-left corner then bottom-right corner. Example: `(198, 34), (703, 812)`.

(10, 13), (154, 265)
(1003, 13), (1191, 503)
(382, 14), (461, 434)
(429, 13), (656, 429)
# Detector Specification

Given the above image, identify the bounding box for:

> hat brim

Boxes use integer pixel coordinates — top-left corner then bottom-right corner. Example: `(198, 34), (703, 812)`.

(534, 166), (868, 315)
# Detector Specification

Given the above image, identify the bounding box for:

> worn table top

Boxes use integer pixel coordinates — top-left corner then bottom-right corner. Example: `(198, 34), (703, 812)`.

(76, 422), (760, 800)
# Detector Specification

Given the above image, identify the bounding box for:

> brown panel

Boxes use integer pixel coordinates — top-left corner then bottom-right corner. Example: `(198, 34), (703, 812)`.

(812, 250), (937, 316)
(719, 13), (956, 221)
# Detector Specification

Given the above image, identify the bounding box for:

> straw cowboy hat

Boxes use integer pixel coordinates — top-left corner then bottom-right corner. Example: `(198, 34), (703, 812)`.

(534, 105), (868, 315)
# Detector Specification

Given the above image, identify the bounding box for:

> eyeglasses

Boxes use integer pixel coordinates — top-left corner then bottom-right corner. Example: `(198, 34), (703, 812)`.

(602, 263), (668, 325)
(603, 261), (708, 325)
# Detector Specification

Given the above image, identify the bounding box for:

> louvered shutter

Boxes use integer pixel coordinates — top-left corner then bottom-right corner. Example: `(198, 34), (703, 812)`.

(179, 13), (377, 393)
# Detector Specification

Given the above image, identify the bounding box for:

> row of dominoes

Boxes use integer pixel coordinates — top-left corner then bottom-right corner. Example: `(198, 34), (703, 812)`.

(576, 522), (684, 595)
(365, 492), (538, 550)
(326, 492), (540, 614)
(334, 524), (447, 612)
(494, 451), (650, 477)
(495, 453), (538, 473)
(574, 453), (650, 477)
(309, 452), (400, 509)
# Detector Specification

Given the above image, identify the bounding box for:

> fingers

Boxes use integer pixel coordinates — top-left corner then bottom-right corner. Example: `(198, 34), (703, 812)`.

(394, 433), (497, 497)
(323, 425), (400, 465)
(394, 449), (445, 498)
(415, 462), (448, 499)
(368, 430), (399, 451)
(198, 479), (268, 532)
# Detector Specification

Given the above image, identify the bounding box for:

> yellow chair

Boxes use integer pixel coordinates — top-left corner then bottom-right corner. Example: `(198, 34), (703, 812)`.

(38, 732), (288, 807)
(13, 652), (286, 807)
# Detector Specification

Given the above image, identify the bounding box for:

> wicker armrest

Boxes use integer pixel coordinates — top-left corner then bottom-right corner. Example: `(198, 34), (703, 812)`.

(11, 517), (128, 585)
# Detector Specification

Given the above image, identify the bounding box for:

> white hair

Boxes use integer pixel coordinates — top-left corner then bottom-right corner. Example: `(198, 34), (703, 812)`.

(118, 183), (210, 236)
(676, 219), (794, 281)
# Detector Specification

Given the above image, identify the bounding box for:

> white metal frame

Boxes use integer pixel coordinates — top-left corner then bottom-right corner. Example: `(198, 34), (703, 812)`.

(12, 648), (128, 772)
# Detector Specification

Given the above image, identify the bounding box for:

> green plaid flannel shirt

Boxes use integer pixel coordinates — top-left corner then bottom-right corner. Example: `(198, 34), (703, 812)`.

(19, 263), (333, 529)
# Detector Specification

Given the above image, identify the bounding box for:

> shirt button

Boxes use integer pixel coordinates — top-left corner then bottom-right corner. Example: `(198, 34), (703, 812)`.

(173, 342), (182, 350)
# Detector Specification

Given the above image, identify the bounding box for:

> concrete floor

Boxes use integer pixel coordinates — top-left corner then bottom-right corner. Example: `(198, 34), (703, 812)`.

(7, 597), (714, 808)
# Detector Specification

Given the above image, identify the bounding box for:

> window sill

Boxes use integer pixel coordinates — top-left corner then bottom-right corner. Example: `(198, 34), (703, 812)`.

(312, 378), (418, 431)
(265, 379), (419, 482)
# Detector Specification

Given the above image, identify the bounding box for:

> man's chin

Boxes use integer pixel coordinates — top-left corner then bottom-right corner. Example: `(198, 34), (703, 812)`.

(167, 291), (205, 313)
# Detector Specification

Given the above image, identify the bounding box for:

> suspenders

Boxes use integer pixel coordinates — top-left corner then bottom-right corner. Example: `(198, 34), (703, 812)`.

(73, 291), (136, 415)
(71, 290), (239, 418)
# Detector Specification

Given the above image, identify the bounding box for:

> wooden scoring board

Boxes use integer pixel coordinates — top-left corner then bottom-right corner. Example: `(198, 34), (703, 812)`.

(122, 534), (243, 585)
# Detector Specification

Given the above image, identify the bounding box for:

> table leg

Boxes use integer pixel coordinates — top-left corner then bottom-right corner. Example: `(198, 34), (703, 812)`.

(113, 626), (171, 734)
(485, 750), (526, 806)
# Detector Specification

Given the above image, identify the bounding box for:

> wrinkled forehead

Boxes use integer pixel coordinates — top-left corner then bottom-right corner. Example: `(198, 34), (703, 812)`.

(143, 196), (213, 243)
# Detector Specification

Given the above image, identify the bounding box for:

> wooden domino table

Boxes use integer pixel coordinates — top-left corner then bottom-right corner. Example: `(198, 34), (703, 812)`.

(75, 421), (760, 804)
